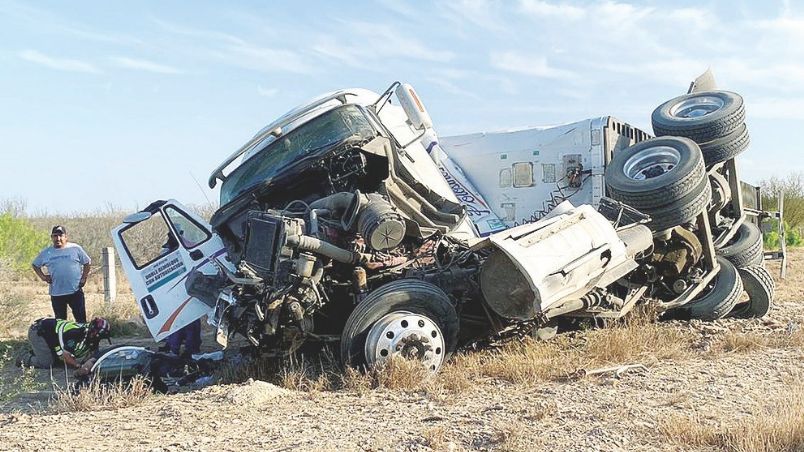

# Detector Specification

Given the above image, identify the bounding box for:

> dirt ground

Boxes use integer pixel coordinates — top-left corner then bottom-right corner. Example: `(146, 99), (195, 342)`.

(0, 252), (802, 451)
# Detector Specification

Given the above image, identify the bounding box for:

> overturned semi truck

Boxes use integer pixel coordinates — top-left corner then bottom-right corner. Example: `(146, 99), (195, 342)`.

(111, 72), (773, 372)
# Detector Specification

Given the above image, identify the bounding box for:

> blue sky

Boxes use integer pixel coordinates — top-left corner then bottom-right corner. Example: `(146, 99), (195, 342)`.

(1, 0), (802, 214)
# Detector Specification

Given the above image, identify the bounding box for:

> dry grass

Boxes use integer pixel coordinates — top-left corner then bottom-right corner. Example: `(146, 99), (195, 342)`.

(278, 352), (339, 392)
(0, 340), (43, 405)
(435, 312), (695, 389)
(89, 301), (148, 337)
(50, 376), (153, 413)
(711, 326), (804, 354)
(0, 290), (30, 337)
(421, 426), (451, 450)
(766, 248), (804, 303)
(660, 384), (804, 452)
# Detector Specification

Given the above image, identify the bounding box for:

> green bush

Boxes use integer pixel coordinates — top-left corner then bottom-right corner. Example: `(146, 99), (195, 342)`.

(763, 220), (803, 249)
(0, 212), (49, 274)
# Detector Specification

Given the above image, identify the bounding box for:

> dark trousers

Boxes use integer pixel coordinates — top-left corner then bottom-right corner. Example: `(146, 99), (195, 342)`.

(166, 319), (201, 357)
(27, 322), (56, 368)
(51, 289), (86, 323)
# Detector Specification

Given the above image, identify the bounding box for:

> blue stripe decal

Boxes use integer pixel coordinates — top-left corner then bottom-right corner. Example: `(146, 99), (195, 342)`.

(147, 269), (184, 291)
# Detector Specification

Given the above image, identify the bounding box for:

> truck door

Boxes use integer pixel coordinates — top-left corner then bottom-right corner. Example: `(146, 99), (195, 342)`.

(111, 200), (232, 342)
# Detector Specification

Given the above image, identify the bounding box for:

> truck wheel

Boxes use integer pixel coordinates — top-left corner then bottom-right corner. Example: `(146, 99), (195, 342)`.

(340, 279), (458, 372)
(730, 266), (775, 318)
(682, 257), (742, 321)
(698, 123), (750, 167)
(716, 222), (764, 268)
(647, 178), (711, 231)
(605, 137), (705, 210)
(652, 91), (745, 142)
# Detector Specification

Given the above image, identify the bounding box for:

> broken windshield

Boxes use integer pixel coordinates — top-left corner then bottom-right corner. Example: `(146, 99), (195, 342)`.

(220, 105), (376, 204)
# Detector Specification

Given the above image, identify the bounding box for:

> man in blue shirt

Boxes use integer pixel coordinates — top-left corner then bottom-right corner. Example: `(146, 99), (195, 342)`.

(32, 226), (92, 323)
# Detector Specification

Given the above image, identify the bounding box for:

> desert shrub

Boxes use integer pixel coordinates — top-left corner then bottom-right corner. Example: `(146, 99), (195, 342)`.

(763, 220), (803, 249)
(762, 172), (804, 230)
(0, 211), (49, 274)
(0, 289), (30, 337)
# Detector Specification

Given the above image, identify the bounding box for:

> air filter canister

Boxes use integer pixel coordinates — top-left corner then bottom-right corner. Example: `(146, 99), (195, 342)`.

(357, 196), (407, 251)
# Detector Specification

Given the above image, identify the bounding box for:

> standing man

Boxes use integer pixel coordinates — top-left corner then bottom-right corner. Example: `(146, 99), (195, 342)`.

(32, 226), (91, 323)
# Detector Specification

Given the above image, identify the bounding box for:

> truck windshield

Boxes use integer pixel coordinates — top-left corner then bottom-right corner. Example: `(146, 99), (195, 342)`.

(220, 105), (376, 204)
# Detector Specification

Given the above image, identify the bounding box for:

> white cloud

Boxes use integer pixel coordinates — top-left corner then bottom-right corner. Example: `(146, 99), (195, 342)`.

(154, 19), (246, 47)
(154, 19), (312, 74)
(311, 40), (371, 70)
(425, 76), (481, 100)
(311, 22), (454, 70)
(440, 0), (507, 31)
(490, 51), (577, 79)
(257, 85), (278, 97)
(519, 0), (585, 20)
(111, 57), (182, 74)
(18, 50), (100, 74)
(225, 42), (314, 74)
(377, 0), (420, 20)
(354, 22), (455, 62)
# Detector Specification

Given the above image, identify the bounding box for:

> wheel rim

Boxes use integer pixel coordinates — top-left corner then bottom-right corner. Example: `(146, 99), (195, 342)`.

(669, 95), (725, 119)
(623, 146), (681, 180)
(364, 310), (445, 371)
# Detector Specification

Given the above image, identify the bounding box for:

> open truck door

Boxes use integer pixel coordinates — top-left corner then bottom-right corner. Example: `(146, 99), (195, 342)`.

(111, 200), (232, 342)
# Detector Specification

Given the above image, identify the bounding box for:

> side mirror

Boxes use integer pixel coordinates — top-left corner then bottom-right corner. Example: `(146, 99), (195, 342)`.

(122, 211), (152, 224)
(394, 83), (433, 130)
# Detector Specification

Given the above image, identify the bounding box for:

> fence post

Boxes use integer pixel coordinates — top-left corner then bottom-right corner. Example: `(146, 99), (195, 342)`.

(102, 247), (116, 304)
(779, 191), (787, 280)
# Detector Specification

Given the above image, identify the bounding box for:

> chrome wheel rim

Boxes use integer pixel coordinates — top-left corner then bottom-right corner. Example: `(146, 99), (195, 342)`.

(623, 146), (681, 180)
(364, 311), (445, 371)
(670, 95), (724, 119)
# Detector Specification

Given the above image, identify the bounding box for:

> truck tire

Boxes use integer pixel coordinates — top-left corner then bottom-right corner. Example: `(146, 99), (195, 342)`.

(730, 266), (774, 318)
(646, 178), (711, 231)
(716, 222), (764, 268)
(340, 279), (458, 372)
(682, 257), (742, 321)
(605, 137), (706, 210)
(698, 123), (750, 167)
(652, 91), (745, 142)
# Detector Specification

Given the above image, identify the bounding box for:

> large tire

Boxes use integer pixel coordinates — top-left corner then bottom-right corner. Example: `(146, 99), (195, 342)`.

(683, 257), (743, 321)
(730, 266), (775, 319)
(606, 137), (706, 209)
(340, 279), (458, 372)
(698, 123), (750, 167)
(716, 222), (763, 268)
(647, 177), (712, 231)
(652, 90), (745, 142)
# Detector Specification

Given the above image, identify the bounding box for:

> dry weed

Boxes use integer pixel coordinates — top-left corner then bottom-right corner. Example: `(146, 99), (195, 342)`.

(495, 421), (542, 452)
(583, 320), (693, 364)
(660, 384), (804, 452)
(421, 426), (451, 450)
(339, 356), (434, 392)
(50, 376), (153, 413)
(278, 354), (337, 392)
(716, 331), (770, 353)
(89, 302), (148, 337)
